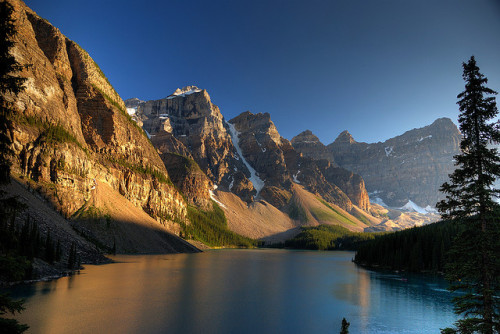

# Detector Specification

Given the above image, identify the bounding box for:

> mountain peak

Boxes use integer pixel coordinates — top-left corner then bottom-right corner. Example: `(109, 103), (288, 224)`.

(431, 117), (454, 126)
(299, 129), (314, 137)
(124, 97), (144, 109)
(291, 130), (321, 145)
(429, 117), (459, 134)
(167, 86), (203, 98)
(334, 130), (356, 144)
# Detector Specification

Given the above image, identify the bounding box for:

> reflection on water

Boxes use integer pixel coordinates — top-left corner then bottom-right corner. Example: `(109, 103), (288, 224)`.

(8, 250), (457, 334)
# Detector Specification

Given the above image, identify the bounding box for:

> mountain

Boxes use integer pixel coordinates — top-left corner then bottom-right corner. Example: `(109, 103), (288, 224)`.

(291, 130), (335, 162)
(227, 111), (370, 212)
(4, 0), (198, 255)
(293, 118), (461, 208)
(130, 89), (375, 235)
(4, 0), (458, 267)
(130, 86), (258, 203)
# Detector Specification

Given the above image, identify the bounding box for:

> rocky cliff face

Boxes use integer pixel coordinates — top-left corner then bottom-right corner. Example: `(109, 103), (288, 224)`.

(291, 130), (335, 163)
(228, 111), (290, 189)
(158, 153), (212, 210)
(227, 112), (370, 212)
(133, 86), (234, 181)
(6, 0), (446, 253)
(5, 0), (194, 253)
(327, 118), (461, 207)
(290, 130), (370, 211)
(130, 88), (371, 215)
(128, 88), (259, 202)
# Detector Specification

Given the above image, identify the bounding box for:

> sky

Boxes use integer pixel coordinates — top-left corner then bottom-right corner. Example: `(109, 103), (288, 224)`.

(25, 0), (500, 144)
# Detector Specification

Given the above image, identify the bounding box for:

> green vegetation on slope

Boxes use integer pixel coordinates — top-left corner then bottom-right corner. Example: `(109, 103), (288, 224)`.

(287, 200), (308, 221)
(354, 220), (463, 273)
(72, 205), (112, 227)
(41, 123), (87, 152)
(167, 152), (200, 172)
(311, 197), (357, 226)
(282, 224), (379, 250)
(182, 201), (257, 248)
(16, 115), (88, 153)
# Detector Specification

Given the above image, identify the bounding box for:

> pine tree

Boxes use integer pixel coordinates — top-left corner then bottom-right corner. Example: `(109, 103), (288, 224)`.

(44, 231), (54, 264)
(0, 2), (29, 332)
(0, 294), (29, 334)
(67, 242), (75, 269)
(0, 1), (25, 184)
(55, 239), (61, 262)
(437, 56), (500, 334)
(111, 238), (116, 255)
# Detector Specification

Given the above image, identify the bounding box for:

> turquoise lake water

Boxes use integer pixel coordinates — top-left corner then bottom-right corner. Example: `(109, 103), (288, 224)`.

(8, 249), (457, 333)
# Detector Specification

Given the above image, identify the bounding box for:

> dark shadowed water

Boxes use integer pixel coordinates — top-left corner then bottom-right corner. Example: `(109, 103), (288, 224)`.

(8, 249), (457, 333)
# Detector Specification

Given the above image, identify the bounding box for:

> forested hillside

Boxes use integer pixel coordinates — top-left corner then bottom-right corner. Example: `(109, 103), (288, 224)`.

(354, 220), (464, 272)
(274, 225), (379, 250)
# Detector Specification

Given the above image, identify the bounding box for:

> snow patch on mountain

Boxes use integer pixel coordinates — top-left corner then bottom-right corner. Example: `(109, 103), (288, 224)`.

(424, 205), (438, 214)
(371, 197), (388, 207)
(166, 87), (202, 99)
(226, 121), (265, 196)
(384, 146), (393, 157)
(369, 191), (388, 207)
(293, 171), (301, 184)
(400, 200), (437, 214)
(418, 135), (432, 142)
(209, 185), (227, 208)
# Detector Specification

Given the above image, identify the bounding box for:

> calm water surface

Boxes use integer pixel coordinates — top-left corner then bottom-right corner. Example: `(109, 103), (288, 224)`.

(8, 249), (457, 333)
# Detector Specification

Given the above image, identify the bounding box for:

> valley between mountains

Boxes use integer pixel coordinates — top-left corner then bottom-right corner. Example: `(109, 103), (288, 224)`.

(3, 0), (461, 273)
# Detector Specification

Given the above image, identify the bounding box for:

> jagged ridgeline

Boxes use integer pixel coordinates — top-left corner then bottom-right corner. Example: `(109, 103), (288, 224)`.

(4, 0), (463, 259)
(324, 118), (461, 208)
(127, 82), (459, 238)
(126, 87), (380, 240)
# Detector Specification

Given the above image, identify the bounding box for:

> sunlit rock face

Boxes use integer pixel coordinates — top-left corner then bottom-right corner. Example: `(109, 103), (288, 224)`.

(328, 118), (462, 207)
(6, 0), (192, 251)
(227, 112), (370, 211)
(229, 111), (289, 189)
(158, 153), (213, 210)
(128, 88), (257, 202)
(133, 87), (234, 183)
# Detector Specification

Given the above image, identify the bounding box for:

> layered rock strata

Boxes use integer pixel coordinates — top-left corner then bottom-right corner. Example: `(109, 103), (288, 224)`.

(327, 118), (461, 207)
(291, 130), (335, 163)
(5, 0), (194, 253)
(228, 112), (370, 211)
(129, 87), (258, 202)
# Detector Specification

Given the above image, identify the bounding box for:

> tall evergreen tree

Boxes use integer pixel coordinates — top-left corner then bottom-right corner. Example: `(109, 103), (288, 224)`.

(0, 1), (29, 333)
(437, 56), (500, 334)
(0, 1), (25, 184)
(67, 242), (76, 269)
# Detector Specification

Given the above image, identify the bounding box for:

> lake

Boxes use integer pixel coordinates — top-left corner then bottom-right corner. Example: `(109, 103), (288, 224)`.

(8, 249), (457, 333)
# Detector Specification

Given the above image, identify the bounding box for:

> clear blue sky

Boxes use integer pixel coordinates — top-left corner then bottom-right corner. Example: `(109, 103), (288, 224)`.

(25, 0), (500, 144)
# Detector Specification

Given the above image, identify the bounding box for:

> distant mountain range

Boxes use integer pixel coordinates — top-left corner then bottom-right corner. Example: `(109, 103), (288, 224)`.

(293, 117), (461, 208)
(2, 0), (461, 264)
